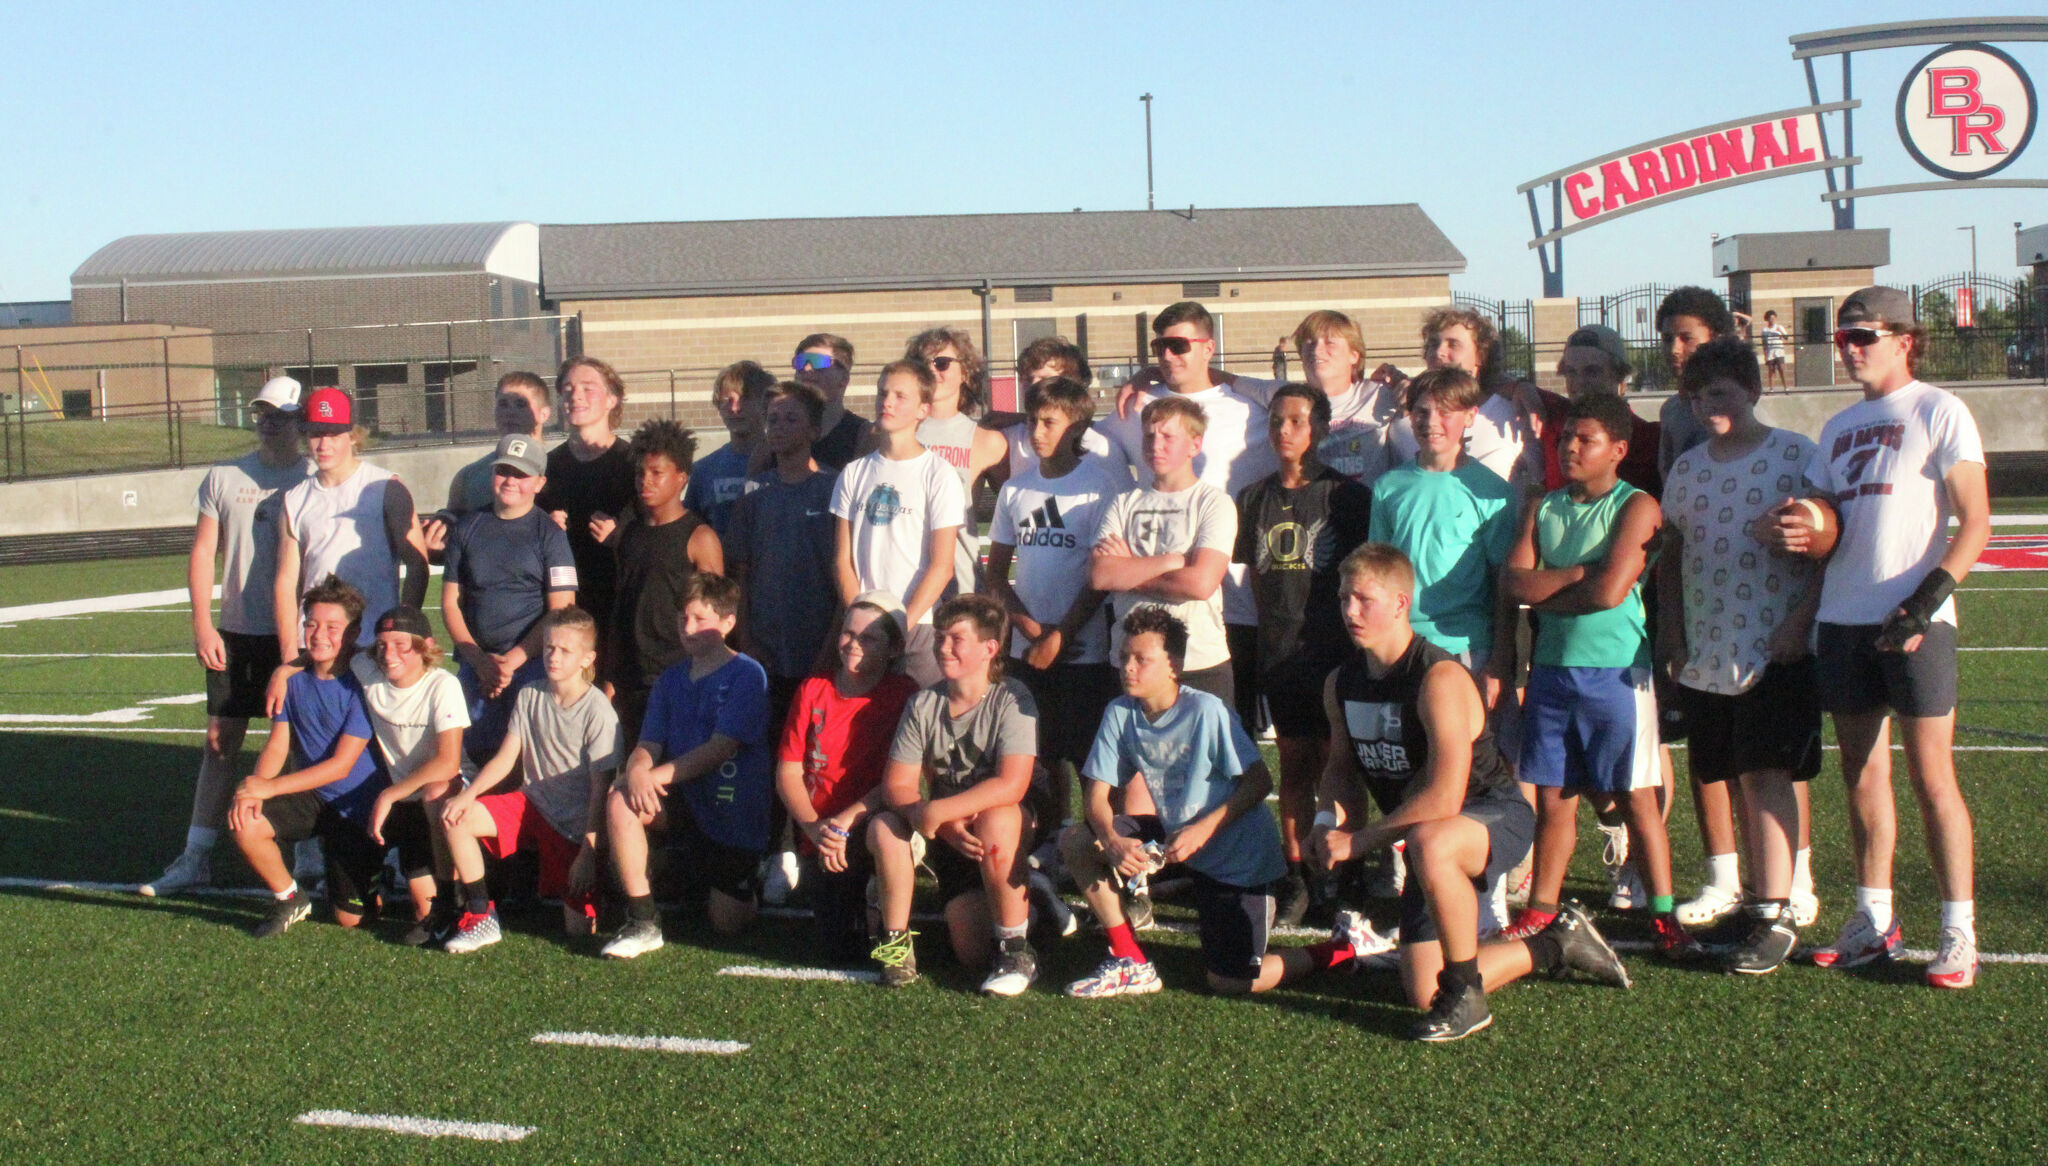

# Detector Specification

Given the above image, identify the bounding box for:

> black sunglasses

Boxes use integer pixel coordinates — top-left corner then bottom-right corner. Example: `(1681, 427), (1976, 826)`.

(1150, 336), (1204, 357)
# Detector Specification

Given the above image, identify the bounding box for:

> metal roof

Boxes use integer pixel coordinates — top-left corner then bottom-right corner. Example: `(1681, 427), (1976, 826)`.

(73, 222), (537, 286)
(540, 205), (1464, 299)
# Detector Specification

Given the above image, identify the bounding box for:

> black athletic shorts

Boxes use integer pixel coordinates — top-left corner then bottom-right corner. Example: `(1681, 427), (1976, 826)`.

(1261, 660), (1338, 741)
(1180, 662), (1235, 711)
(381, 799), (436, 881)
(662, 797), (762, 901)
(1226, 623), (1263, 735)
(1114, 814), (1274, 980)
(926, 801), (1039, 907)
(1397, 790), (1535, 944)
(260, 791), (387, 916)
(1012, 660), (1119, 771)
(1816, 621), (1959, 718)
(1683, 660), (1824, 784)
(206, 632), (283, 721)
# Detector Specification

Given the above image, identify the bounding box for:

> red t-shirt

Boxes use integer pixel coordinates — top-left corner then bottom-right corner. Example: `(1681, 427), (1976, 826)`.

(777, 672), (920, 830)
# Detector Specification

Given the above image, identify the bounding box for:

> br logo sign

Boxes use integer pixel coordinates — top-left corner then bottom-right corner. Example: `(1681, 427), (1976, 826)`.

(1897, 42), (2037, 180)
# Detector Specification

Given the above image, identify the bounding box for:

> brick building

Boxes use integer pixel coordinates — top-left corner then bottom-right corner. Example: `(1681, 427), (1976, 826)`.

(70, 222), (559, 433)
(539, 205), (1464, 430)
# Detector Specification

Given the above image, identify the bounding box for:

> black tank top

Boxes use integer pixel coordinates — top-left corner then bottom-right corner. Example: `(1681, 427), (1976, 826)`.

(1332, 634), (1514, 815)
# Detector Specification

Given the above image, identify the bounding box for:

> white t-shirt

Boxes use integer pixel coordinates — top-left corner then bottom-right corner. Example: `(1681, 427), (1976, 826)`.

(829, 447), (968, 625)
(1322, 379), (1403, 487)
(1662, 429), (1821, 694)
(283, 462), (401, 645)
(1099, 382), (1277, 624)
(989, 459), (1123, 664)
(1807, 379), (1984, 626)
(351, 654), (474, 796)
(1095, 481), (1237, 671)
(1389, 391), (1534, 488)
(194, 451), (312, 635)
(1761, 323), (1788, 359)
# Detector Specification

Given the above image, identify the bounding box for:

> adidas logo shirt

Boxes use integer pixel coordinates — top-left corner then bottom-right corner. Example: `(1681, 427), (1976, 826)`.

(989, 459), (1126, 664)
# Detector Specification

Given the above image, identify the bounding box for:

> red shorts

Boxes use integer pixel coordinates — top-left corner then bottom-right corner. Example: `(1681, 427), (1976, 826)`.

(479, 790), (594, 917)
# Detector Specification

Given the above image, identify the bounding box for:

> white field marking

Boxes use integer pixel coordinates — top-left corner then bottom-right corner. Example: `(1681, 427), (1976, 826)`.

(1959, 646), (2048, 651)
(0, 707), (155, 724)
(294, 1111), (534, 1142)
(1961, 587), (2048, 592)
(0, 726), (204, 735)
(530, 1031), (748, 1055)
(0, 652), (187, 658)
(0, 565), (444, 625)
(140, 693), (207, 706)
(0, 808), (68, 823)
(1605, 939), (2048, 966)
(1819, 745), (2047, 752)
(0, 876), (268, 898)
(717, 965), (882, 984)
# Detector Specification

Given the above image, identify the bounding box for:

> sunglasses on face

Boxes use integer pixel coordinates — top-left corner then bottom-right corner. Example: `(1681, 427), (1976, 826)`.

(1833, 328), (1896, 347)
(927, 356), (958, 372)
(1150, 336), (1204, 357)
(794, 353), (838, 372)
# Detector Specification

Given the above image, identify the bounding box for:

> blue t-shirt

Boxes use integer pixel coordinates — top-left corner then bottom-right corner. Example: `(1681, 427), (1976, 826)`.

(1082, 687), (1286, 889)
(639, 652), (772, 852)
(683, 443), (753, 538)
(277, 668), (386, 824)
(445, 506), (578, 654)
(1368, 458), (1517, 655)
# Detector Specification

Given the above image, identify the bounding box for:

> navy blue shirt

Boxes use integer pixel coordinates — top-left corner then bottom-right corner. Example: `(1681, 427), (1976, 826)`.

(445, 507), (578, 654)
(278, 668), (387, 825)
(640, 653), (772, 852)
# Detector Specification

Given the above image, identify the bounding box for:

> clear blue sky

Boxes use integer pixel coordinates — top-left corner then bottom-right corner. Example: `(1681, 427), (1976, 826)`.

(4, 1), (2040, 304)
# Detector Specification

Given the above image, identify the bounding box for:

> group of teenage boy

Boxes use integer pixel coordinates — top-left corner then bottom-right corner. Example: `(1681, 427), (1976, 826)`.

(139, 280), (1987, 1042)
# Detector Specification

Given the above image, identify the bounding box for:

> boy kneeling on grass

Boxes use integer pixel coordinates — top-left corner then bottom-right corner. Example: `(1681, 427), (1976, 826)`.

(603, 573), (772, 958)
(868, 594), (1044, 995)
(431, 607), (621, 953)
(229, 575), (388, 938)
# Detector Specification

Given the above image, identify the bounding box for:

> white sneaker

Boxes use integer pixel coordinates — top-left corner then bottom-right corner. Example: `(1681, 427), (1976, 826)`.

(1925, 925), (1978, 989)
(139, 848), (211, 897)
(1505, 851), (1534, 909)
(1789, 886), (1821, 928)
(1608, 862), (1647, 911)
(1366, 840), (1407, 898)
(761, 849), (800, 906)
(292, 838), (326, 883)
(1676, 882), (1742, 928)
(601, 919), (665, 960)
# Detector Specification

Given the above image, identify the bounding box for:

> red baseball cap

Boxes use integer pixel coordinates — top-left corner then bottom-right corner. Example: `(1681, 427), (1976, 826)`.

(302, 387), (354, 434)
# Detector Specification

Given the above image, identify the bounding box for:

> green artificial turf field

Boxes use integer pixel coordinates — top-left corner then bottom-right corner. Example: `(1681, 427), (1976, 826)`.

(1, 549), (2045, 1163)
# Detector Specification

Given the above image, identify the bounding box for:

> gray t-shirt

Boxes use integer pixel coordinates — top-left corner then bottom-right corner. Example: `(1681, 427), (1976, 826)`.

(919, 411), (984, 596)
(194, 451), (313, 635)
(888, 677), (1038, 800)
(725, 470), (839, 679)
(445, 452), (498, 516)
(510, 682), (621, 839)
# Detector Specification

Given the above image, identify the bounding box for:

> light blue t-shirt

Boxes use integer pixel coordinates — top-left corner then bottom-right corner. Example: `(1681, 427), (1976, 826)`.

(683, 443), (754, 538)
(1368, 457), (1518, 654)
(1082, 687), (1286, 889)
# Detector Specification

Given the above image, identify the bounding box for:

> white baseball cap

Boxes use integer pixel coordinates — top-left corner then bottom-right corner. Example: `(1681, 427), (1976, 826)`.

(254, 375), (303, 412)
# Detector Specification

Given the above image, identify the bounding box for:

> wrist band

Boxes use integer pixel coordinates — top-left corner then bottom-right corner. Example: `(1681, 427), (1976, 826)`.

(1313, 810), (1340, 830)
(1877, 567), (1956, 650)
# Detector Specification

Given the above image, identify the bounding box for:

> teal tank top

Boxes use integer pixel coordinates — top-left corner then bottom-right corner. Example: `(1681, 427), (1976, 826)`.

(1531, 480), (1649, 669)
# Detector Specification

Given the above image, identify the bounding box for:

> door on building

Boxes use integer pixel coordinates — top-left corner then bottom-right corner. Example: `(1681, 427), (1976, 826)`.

(1793, 297), (1835, 388)
(1007, 318), (1057, 412)
(422, 362), (477, 433)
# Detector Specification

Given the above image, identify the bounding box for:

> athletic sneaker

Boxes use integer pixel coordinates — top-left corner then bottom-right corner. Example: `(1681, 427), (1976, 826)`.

(1653, 914), (1706, 962)
(1544, 902), (1632, 988)
(1608, 862), (1646, 912)
(252, 890), (311, 939)
(761, 849), (801, 906)
(1065, 955), (1163, 999)
(1809, 909), (1902, 970)
(140, 848), (211, 897)
(400, 899), (459, 948)
(1790, 886), (1821, 929)
(1500, 908), (1556, 942)
(443, 909), (502, 955)
(1478, 871), (1510, 938)
(1026, 868), (1077, 941)
(1276, 869), (1311, 927)
(601, 919), (665, 960)
(1725, 906), (1798, 976)
(1366, 840), (1407, 899)
(1334, 909), (1398, 961)
(1925, 925), (1978, 989)
(1411, 981), (1492, 1042)
(1123, 876), (1156, 932)
(980, 937), (1039, 997)
(871, 929), (919, 988)
(1676, 881), (1742, 928)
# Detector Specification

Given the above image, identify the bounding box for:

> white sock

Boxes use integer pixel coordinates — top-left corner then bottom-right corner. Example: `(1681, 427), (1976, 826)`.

(185, 826), (218, 851)
(1706, 852), (1740, 892)
(1940, 900), (1975, 939)
(1792, 847), (1813, 895)
(1855, 886), (1893, 932)
(275, 881), (298, 902)
(994, 921), (1028, 941)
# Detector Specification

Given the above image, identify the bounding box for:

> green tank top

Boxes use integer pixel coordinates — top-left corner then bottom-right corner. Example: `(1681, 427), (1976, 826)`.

(1531, 480), (1649, 669)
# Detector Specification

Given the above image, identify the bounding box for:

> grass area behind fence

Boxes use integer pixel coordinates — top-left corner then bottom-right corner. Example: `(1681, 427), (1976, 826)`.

(2, 416), (258, 480)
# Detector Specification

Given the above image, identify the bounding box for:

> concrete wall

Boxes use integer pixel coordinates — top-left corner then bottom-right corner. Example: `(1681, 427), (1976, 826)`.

(1627, 380), (2048, 452)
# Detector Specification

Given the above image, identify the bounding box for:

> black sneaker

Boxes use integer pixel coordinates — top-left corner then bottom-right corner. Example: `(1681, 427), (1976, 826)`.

(252, 890), (311, 939)
(1544, 901), (1633, 988)
(400, 898), (459, 948)
(980, 936), (1039, 997)
(871, 929), (919, 988)
(1411, 981), (1492, 1042)
(1725, 904), (1799, 976)
(1276, 869), (1311, 928)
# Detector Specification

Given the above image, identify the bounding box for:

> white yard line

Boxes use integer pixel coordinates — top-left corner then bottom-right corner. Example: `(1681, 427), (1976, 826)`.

(0, 588), (205, 622)
(531, 1031), (748, 1055)
(717, 965), (881, 984)
(0, 652), (188, 658)
(0, 877), (267, 897)
(294, 1111), (533, 1142)
(0, 726), (204, 735)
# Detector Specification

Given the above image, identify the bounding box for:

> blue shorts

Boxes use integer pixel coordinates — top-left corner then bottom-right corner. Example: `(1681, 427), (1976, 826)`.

(1518, 665), (1661, 793)
(458, 655), (547, 766)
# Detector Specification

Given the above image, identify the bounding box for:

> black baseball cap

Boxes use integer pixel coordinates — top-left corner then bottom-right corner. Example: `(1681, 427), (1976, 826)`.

(374, 605), (432, 639)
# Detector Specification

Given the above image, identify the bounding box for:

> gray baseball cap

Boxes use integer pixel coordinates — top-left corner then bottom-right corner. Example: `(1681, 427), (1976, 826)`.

(1838, 286), (1915, 328)
(492, 433), (547, 477)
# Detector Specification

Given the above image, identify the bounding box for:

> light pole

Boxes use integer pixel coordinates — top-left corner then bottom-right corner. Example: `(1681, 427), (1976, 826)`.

(1959, 224), (1977, 276)
(1140, 93), (1154, 211)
